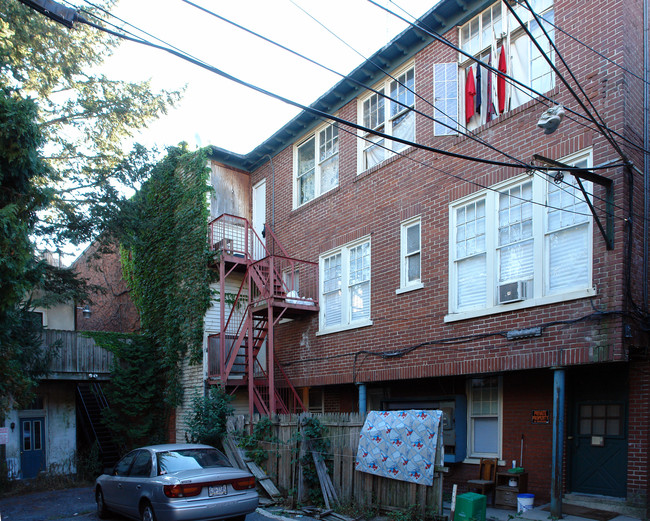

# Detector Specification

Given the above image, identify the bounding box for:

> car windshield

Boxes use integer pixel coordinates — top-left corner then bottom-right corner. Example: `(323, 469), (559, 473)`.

(156, 448), (232, 475)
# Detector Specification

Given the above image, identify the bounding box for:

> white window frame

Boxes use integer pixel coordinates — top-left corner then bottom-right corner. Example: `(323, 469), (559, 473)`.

(318, 237), (373, 335)
(446, 149), (596, 322)
(467, 375), (502, 460)
(397, 217), (424, 293)
(357, 62), (415, 172)
(294, 121), (339, 208)
(433, 63), (459, 136)
(458, 0), (555, 129)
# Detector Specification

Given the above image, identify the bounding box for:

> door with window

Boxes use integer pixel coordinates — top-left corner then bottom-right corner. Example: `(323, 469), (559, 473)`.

(568, 401), (627, 497)
(20, 417), (45, 478)
(567, 366), (627, 498)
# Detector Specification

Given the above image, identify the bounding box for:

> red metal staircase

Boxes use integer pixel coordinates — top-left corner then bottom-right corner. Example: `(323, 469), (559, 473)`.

(207, 214), (318, 417)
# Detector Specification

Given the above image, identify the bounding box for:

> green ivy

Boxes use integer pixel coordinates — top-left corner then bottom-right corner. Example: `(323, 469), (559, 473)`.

(292, 416), (331, 506)
(239, 416), (279, 466)
(119, 145), (213, 407)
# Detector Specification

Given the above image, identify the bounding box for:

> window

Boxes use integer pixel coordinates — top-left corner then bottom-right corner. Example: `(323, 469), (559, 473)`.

(295, 122), (339, 207)
(399, 218), (422, 291)
(458, 0), (554, 129)
(359, 64), (415, 171)
(320, 239), (372, 332)
(433, 63), (459, 136)
(448, 151), (593, 318)
(468, 376), (501, 458)
(130, 450), (153, 477)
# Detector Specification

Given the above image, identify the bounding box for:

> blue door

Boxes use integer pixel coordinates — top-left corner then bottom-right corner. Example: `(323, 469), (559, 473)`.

(20, 417), (45, 478)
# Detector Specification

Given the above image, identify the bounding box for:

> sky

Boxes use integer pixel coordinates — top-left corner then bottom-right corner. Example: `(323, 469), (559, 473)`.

(95, 0), (435, 154)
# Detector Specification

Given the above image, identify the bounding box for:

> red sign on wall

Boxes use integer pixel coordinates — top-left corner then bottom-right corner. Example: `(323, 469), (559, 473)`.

(531, 410), (550, 424)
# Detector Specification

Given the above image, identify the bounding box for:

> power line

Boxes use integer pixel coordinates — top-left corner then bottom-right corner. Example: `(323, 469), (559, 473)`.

(511, 0), (649, 86)
(372, 0), (650, 160)
(506, 0), (629, 166)
(55, 1), (635, 224)
(183, 0), (541, 174)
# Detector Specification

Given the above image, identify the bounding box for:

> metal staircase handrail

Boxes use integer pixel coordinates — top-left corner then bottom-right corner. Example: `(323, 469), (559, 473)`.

(76, 385), (105, 455)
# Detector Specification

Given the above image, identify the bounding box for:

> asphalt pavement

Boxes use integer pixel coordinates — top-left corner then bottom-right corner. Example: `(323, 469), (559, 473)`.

(0, 486), (317, 521)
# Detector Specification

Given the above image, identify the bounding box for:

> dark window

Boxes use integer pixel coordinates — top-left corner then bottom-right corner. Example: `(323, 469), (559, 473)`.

(579, 404), (623, 436)
(114, 452), (137, 476)
(130, 451), (152, 478)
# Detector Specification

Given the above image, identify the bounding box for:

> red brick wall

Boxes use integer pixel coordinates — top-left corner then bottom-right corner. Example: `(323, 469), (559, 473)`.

(242, 0), (647, 504)
(72, 240), (140, 333)
(246, 0), (640, 387)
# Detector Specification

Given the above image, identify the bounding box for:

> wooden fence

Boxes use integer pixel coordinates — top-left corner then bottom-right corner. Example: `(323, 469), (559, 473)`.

(43, 329), (113, 377)
(235, 413), (445, 515)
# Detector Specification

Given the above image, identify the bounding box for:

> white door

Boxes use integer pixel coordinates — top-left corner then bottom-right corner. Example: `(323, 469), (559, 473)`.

(252, 180), (267, 259)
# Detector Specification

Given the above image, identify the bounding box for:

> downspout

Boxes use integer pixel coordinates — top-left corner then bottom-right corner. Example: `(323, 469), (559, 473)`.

(550, 368), (566, 519)
(358, 383), (367, 415)
(266, 155), (275, 230)
(639, 23), (649, 521)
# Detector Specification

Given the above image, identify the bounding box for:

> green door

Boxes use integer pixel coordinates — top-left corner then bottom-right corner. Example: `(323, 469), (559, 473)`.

(568, 401), (627, 497)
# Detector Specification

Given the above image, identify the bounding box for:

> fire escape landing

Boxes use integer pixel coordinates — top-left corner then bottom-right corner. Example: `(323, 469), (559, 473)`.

(207, 214), (318, 417)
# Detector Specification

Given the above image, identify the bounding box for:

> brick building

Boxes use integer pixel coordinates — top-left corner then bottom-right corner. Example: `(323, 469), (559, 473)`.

(180, 0), (649, 517)
(72, 240), (140, 333)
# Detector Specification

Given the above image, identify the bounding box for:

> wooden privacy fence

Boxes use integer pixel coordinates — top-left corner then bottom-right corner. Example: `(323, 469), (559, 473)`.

(235, 413), (445, 515)
(43, 329), (113, 377)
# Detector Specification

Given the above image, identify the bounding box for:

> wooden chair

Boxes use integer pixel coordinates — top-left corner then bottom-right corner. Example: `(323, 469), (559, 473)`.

(467, 458), (498, 504)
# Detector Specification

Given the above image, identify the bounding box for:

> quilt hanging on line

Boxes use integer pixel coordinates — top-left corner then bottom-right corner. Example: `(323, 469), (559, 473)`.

(355, 409), (443, 486)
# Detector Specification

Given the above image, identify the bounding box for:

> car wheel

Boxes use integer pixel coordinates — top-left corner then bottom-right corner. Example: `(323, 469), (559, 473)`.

(229, 515), (247, 521)
(141, 501), (157, 521)
(96, 488), (109, 519)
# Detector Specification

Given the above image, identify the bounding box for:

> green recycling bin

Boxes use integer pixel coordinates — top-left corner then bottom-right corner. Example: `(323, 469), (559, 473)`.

(455, 492), (486, 521)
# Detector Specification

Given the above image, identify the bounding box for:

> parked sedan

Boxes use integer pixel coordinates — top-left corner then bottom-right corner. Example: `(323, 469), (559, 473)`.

(95, 443), (259, 521)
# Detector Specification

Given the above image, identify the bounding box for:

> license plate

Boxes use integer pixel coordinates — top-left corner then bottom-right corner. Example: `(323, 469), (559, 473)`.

(208, 485), (227, 497)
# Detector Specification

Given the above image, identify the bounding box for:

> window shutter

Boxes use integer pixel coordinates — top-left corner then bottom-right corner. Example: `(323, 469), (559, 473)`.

(433, 63), (459, 136)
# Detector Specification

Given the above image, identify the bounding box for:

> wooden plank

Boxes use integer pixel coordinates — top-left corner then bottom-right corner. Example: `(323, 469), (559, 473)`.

(246, 460), (282, 499)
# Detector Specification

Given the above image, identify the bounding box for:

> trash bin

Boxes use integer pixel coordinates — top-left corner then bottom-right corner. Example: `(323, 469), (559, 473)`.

(455, 492), (486, 521)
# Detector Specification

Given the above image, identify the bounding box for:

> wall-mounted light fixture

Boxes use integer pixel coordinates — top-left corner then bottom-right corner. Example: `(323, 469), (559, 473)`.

(77, 304), (91, 319)
(10, 422), (15, 432)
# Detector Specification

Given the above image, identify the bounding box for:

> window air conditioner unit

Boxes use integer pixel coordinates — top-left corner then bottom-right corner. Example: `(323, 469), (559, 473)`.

(498, 281), (526, 304)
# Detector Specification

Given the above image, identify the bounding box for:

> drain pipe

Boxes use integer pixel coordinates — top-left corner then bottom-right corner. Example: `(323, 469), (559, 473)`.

(358, 383), (367, 415)
(643, 0), (650, 313)
(550, 368), (566, 519)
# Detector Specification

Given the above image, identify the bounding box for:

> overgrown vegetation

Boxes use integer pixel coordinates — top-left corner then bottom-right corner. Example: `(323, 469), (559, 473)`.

(0, 0), (178, 415)
(239, 416), (279, 466)
(293, 416), (331, 506)
(185, 387), (233, 449)
(119, 145), (213, 408)
(88, 332), (167, 449)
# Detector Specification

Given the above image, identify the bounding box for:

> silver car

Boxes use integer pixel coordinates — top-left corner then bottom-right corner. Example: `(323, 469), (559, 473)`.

(95, 443), (259, 521)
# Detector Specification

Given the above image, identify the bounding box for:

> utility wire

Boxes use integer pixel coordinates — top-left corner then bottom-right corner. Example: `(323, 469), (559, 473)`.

(62, 13), (563, 170)
(76, 2), (632, 223)
(507, 0), (629, 165)
(183, 0), (546, 174)
(511, 0), (649, 86)
(283, 0), (630, 213)
(372, 0), (650, 159)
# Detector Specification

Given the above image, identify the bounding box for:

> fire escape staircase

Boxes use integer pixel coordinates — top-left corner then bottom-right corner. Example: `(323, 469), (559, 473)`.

(76, 382), (120, 468)
(208, 214), (319, 417)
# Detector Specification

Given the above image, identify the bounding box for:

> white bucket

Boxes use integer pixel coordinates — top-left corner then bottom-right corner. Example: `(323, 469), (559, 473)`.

(517, 493), (535, 513)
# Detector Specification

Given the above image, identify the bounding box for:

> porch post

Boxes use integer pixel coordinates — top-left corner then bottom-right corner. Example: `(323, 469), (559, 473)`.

(551, 367), (566, 518)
